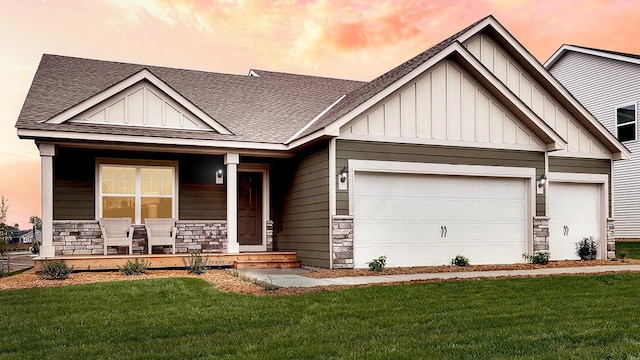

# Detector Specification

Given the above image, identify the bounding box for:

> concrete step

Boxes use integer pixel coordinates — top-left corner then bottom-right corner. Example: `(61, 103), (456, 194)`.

(233, 259), (301, 270)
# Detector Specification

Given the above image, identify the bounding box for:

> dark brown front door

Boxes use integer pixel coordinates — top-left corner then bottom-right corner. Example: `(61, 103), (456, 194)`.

(238, 172), (263, 246)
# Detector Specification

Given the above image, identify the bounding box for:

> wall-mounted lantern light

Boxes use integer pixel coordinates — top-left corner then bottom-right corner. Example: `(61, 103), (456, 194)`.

(536, 174), (547, 194)
(338, 166), (348, 190)
(216, 169), (224, 185)
(538, 174), (547, 188)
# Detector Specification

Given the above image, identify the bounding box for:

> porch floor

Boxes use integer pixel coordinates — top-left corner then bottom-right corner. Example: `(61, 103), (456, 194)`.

(34, 252), (300, 271)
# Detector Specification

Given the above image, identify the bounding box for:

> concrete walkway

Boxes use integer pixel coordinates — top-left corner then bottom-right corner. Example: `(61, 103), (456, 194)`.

(239, 265), (640, 288)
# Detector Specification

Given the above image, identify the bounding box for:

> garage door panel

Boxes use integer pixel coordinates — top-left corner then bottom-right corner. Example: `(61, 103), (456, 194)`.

(353, 172), (528, 268)
(548, 182), (600, 261)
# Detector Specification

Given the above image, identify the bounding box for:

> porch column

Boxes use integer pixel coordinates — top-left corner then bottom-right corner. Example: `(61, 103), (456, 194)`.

(225, 153), (240, 254)
(39, 144), (55, 258)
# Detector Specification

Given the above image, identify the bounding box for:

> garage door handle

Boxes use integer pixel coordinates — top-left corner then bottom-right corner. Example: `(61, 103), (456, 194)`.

(444, 225), (448, 238)
(563, 225), (569, 236)
(440, 226), (444, 238)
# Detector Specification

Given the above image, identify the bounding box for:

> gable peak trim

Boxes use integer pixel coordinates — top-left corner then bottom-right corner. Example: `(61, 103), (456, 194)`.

(42, 68), (233, 135)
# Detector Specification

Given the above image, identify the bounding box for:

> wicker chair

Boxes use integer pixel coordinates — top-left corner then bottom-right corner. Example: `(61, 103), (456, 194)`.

(144, 218), (177, 254)
(100, 218), (134, 255)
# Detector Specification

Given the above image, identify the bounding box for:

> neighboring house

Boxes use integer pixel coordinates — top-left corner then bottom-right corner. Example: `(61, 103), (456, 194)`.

(19, 229), (41, 244)
(546, 45), (640, 240)
(15, 16), (629, 269)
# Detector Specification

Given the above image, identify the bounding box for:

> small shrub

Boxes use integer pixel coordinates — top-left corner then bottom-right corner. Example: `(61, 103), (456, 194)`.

(366, 255), (387, 272)
(118, 258), (150, 276)
(522, 252), (550, 265)
(618, 250), (628, 261)
(39, 260), (73, 280)
(450, 254), (470, 267)
(576, 237), (597, 260)
(183, 251), (210, 274)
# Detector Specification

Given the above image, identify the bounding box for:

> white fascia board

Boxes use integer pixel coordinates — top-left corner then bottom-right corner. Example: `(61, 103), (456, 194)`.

(324, 42), (462, 136)
(475, 20), (630, 160)
(285, 94), (346, 144)
(17, 129), (288, 151)
(42, 69), (233, 135)
(545, 45), (640, 69)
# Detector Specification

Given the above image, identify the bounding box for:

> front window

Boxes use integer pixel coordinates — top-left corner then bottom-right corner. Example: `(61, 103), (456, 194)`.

(616, 104), (636, 142)
(100, 164), (175, 224)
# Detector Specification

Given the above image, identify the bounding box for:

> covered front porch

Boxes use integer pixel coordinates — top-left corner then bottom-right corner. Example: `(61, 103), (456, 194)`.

(36, 144), (301, 269)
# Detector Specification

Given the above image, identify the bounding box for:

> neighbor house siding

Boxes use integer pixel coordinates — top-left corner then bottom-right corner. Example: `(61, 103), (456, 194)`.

(548, 157), (612, 214)
(273, 144), (330, 268)
(335, 140), (545, 216)
(549, 51), (640, 238)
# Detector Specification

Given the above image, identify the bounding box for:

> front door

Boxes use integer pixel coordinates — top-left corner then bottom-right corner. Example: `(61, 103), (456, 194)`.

(238, 172), (263, 247)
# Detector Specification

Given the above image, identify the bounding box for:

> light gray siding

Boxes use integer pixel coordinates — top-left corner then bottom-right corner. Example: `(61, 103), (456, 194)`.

(335, 140), (545, 216)
(550, 51), (640, 237)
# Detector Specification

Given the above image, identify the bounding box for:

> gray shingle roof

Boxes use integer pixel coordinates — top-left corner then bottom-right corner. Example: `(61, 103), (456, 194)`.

(15, 55), (364, 144)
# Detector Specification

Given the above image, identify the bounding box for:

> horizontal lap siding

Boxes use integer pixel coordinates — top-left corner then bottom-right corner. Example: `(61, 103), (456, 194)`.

(54, 149), (95, 220)
(549, 157), (612, 214)
(550, 52), (640, 237)
(336, 140), (545, 216)
(274, 144), (330, 268)
(53, 147), (226, 221)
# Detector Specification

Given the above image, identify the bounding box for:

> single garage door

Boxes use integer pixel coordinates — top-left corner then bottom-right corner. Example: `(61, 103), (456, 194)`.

(353, 172), (528, 268)
(548, 182), (601, 260)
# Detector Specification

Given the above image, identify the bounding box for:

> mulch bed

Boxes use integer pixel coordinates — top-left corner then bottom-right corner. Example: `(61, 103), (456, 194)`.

(302, 259), (640, 278)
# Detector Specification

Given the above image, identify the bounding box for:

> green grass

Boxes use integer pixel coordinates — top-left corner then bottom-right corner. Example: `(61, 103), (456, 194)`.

(3, 275), (640, 359)
(616, 241), (640, 260)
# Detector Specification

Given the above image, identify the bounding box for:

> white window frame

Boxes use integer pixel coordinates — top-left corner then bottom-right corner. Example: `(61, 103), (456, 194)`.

(96, 159), (179, 224)
(615, 102), (637, 142)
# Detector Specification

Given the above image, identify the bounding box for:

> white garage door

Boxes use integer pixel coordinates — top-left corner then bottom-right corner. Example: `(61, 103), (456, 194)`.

(353, 172), (528, 268)
(548, 182), (601, 260)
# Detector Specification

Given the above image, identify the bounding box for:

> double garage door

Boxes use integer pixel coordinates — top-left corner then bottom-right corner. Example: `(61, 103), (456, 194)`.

(353, 172), (528, 268)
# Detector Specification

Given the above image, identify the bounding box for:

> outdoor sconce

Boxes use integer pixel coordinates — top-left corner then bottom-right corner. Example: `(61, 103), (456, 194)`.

(338, 166), (348, 190)
(536, 174), (547, 194)
(215, 169), (224, 185)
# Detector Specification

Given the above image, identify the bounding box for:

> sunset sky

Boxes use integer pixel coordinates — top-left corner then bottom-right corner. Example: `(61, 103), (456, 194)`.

(1, 0), (640, 228)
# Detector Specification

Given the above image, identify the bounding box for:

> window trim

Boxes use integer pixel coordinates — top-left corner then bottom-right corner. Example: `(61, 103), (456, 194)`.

(615, 102), (637, 142)
(96, 159), (179, 224)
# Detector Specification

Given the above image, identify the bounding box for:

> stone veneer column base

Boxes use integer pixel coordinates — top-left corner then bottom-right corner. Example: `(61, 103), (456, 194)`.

(266, 220), (274, 251)
(331, 215), (354, 269)
(532, 216), (549, 254)
(607, 218), (615, 260)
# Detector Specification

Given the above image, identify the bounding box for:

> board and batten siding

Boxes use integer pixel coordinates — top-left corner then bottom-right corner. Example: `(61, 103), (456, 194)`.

(335, 140), (545, 216)
(342, 60), (543, 151)
(549, 51), (640, 238)
(273, 144), (331, 268)
(463, 33), (610, 158)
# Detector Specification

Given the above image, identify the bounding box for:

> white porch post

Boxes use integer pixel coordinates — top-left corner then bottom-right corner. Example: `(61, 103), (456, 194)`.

(225, 153), (240, 254)
(39, 144), (55, 258)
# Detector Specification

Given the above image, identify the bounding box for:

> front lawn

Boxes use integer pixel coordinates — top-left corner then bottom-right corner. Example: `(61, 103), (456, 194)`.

(3, 274), (640, 359)
(616, 241), (640, 260)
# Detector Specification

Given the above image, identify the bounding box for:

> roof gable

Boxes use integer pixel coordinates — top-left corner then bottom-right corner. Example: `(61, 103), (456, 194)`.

(293, 16), (629, 160)
(43, 69), (231, 134)
(340, 59), (546, 151)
